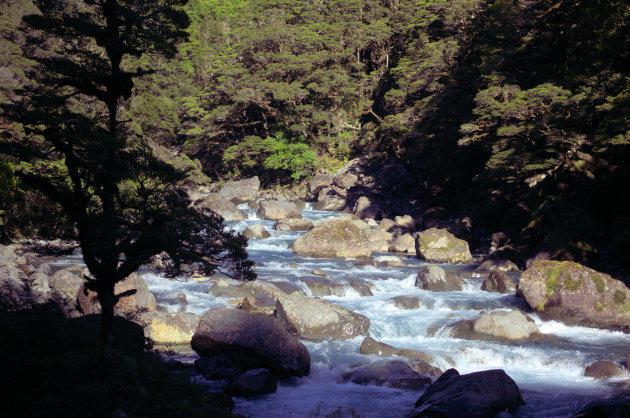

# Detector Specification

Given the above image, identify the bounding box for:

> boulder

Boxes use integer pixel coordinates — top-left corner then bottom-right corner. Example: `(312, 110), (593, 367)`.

(584, 360), (624, 379)
(241, 294), (277, 316)
(481, 271), (516, 294)
(226, 368), (277, 397)
(308, 174), (333, 195)
(272, 218), (313, 231)
(257, 200), (302, 221)
(407, 358), (443, 378)
(349, 279), (373, 297)
(217, 176), (260, 203)
(275, 291), (369, 340)
(412, 369), (524, 417)
(340, 361), (432, 390)
(191, 308), (310, 377)
(415, 265), (465, 292)
(394, 215), (416, 231)
(377, 218), (396, 233)
(353, 196), (384, 220)
(517, 260), (630, 330)
(389, 234), (416, 254)
(477, 259), (519, 272)
(396, 350), (436, 367)
(243, 224), (271, 239)
(366, 228), (393, 253)
(449, 310), (543, 342)
(390, 296), (421, 310)
(313, 198), (346, 211)
(290, 215), (373, 258)
(360, 336), (398, 357)
(141, 311), (200, 344)
(311, 269), (328, 277)
(49, 269), (84, 307)
(77, 272), (157, 315)
(333, 172), (359, 190)
(375, 255), (407, 268)
(300, 276), (346, 297)
(192, 194), (246, 221)
(575, 396), (630, 418)
(415, 228), (473, 264)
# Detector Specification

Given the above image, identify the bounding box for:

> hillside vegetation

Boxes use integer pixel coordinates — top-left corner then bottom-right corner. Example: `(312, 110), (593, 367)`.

(1, 0), (629, 275)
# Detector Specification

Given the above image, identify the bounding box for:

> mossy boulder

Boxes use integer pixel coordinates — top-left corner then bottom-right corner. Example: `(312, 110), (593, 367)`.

(517, 260), (630, 330)
(415, 228), (473, 264)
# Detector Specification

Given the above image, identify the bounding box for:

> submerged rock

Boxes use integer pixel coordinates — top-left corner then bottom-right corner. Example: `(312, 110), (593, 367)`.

(226, 368), (277, 397)
(415, 228), (473, 264)
(340, 361), (432, 390)
(517, 260), (630, 330)
(415, 265), (465, 292)
(191, 308), (310, 377)
(390, 295), (421, 310)
(584, 360), (625, 379)
(412, 368), (524, 417)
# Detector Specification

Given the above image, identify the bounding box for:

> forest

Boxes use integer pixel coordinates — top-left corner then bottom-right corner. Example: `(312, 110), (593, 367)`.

(1, 0), (629, 273)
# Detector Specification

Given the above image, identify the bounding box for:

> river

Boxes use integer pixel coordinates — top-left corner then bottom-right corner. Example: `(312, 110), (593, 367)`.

(138, 204), (630, 417)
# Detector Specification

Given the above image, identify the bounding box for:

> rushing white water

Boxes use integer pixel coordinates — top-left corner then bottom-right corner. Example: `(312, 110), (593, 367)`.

(136, 204), (630, 417)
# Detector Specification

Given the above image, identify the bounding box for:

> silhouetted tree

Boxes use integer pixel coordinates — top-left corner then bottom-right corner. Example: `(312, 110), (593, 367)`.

(1, 0), (255, 342)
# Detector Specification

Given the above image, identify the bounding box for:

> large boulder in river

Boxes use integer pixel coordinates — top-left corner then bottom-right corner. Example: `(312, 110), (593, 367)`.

(353, 196), (385, 220)
(308, 174), (333, 196)
(415, 228), (473, 264)
(481, 271), (516, 294)
(257, 200), (302, 221)
(449, 310), (543, 343)
(217, 176), (260, 203)
(389, 233), (416, 254)
(412, 368), (524, 417)
(360, 336), (398, 356)
(192, 194), (246, 221)
(141, 311), (200, 344)
(290, 215), (373, 258)
(415, 265), (464, 292)
(191, 308), (310, 377)
(275, 290), (369, 340)
(517, 260), (630, 330)
(77, 272), (157, 315)
(313, 197), (346, 211)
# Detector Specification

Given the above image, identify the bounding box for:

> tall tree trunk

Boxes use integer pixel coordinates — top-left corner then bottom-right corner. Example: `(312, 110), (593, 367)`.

(99, 282), (116, 344)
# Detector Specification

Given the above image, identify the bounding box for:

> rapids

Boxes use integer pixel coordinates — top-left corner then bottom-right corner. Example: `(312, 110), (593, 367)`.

(141, 204), (630, 417)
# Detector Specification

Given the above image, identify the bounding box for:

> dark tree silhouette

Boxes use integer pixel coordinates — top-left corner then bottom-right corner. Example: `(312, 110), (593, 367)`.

(1, 0), (255, 342)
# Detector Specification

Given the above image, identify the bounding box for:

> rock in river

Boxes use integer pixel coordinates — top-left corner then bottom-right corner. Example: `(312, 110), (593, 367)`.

(191, 308), (310, 377)
(518, 260), (630, 330)
(415, 228), (473, 264)
(415, 265), (465, 292)
(412, 368), (524, 417)
(290, 214), (373, 258)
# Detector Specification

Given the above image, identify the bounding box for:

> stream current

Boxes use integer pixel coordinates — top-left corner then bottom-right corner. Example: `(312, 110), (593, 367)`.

(138, 204), (630, 417)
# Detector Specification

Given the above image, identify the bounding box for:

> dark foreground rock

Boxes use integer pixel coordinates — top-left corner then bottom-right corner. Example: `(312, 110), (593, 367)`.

(226, 368), (277, 397)
(518, 260), (630, 330)
(191, 308), (310, 377)
(412, 368), (524, 417)
(574, 396), (630, 418)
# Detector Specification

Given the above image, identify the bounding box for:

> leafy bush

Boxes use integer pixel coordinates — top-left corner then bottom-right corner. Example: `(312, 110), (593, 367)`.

(263, 134), (318, 180)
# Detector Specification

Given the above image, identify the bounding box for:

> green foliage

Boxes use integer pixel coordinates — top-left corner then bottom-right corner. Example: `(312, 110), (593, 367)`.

(263, 134), (318, 180)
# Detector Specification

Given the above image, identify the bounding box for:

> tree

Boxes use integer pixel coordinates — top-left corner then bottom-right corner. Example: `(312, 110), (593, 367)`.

(0, 0), (255, 342)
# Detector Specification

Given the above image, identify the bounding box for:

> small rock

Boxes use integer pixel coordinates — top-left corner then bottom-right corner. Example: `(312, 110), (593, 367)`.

(349, 279), (373, 297)
(360, 336), (398, 356)
(311, 269), (328, 277)
(584, 360), (625, 379)
(389, 234), (416, 254)
(376, 256), (407, 268)
(243, 224), (271, 239)
(340, 360), (432, 390)
(477, 259), (519, 272)
(394, 215), (416, 231)
(415, 265), (464, 292)
(390, 296), (421, 310)
(257, 200), (302, 221)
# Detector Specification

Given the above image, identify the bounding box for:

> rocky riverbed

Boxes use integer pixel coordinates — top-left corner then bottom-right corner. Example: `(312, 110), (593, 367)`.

(3, 177), (630, 417)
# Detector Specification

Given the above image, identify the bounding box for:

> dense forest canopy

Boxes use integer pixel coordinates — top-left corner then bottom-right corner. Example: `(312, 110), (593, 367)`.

(1, 0), (629, 276)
